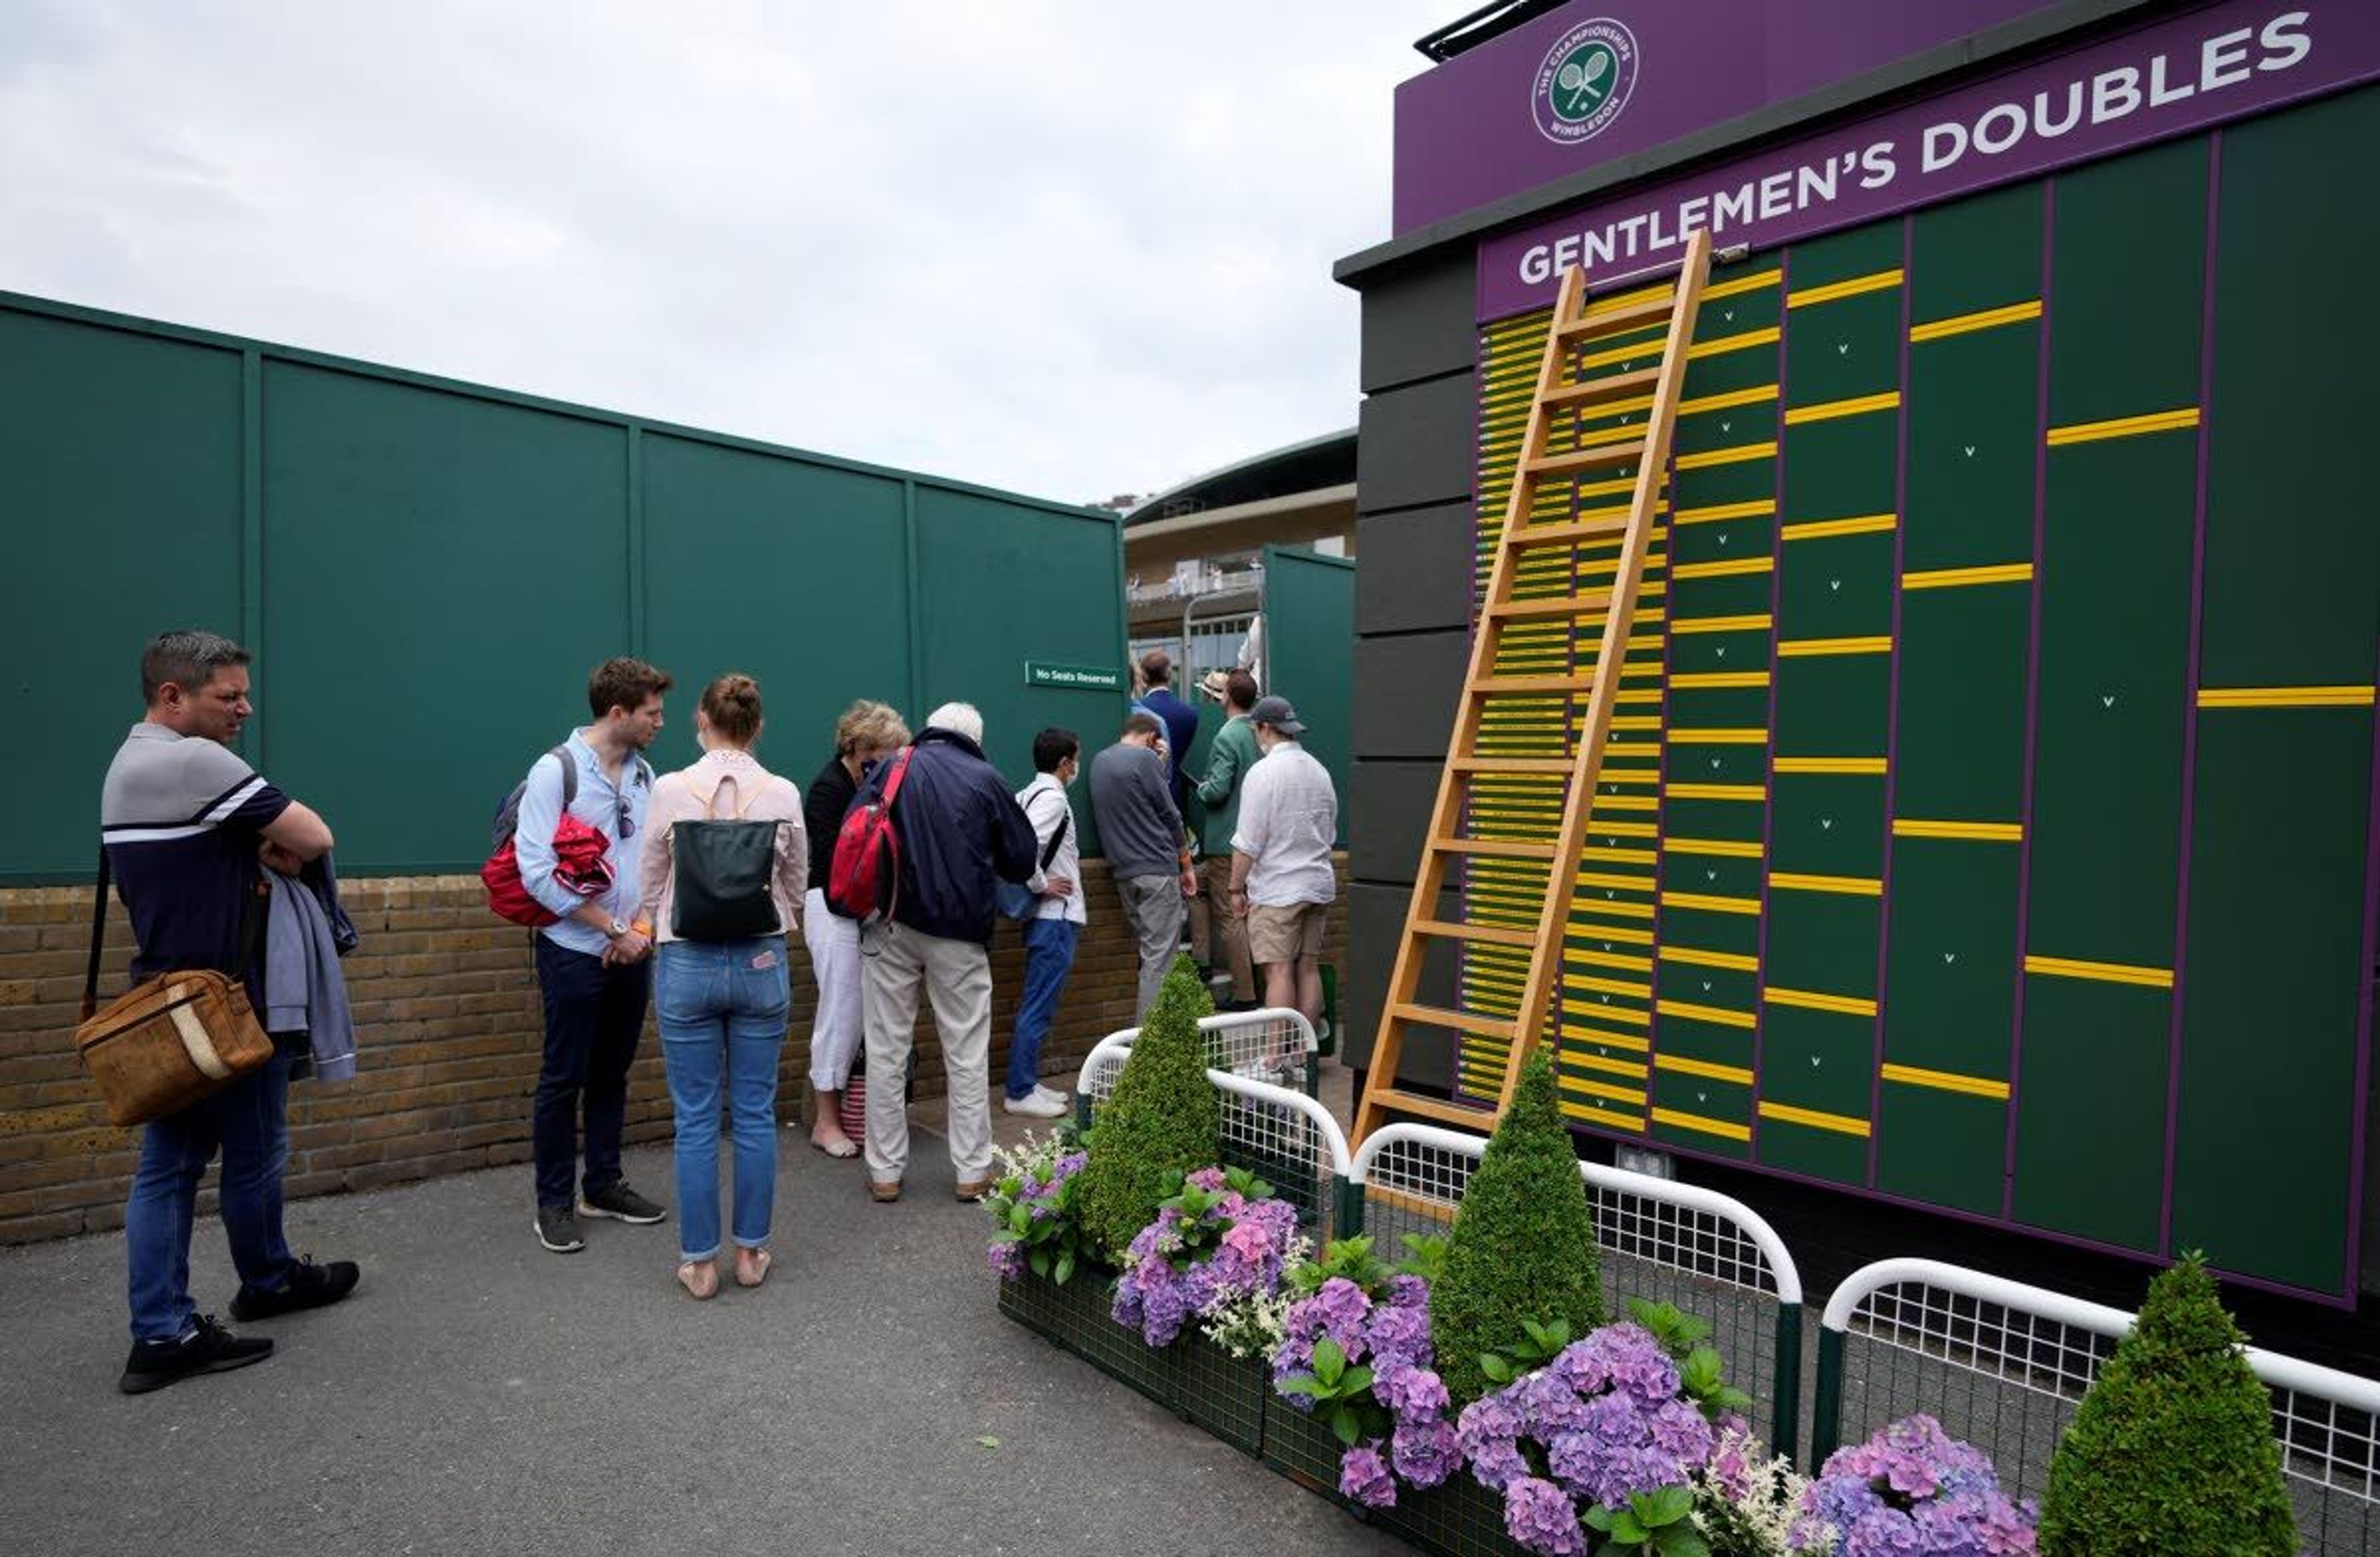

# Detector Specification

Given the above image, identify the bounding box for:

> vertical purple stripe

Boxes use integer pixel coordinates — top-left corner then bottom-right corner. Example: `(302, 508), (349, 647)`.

(2157, 133), (2223, 1256)
(1457, 322), (1487, 1100)
(1646, 427), (1678, 1140)
(2003, 178), (2057, 1221)
(1749, 247), (1792, 1162)
(2347, 630), (2380, 1295)
(1868, 215), (1915, 1189)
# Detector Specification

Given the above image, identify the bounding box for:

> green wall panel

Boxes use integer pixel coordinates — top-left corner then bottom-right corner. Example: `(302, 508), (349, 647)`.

(2047, 138), (2207, 428)
(1783, 288), (1902, 410)
(1264, 547), (1356, 846)
(1911, 182), (2043, 322)
(2013, 976), (2171, 1253)
(1904, 324), (2040, 574)
(5, 314), (245, 881)
(1769, 775), (1887, 878)
(1781, 413), (1896, 521)
(1892, 583), (2031, 823)
(1765, 893), (1882, 999)
(1778, 531), (1893, 641)
(1882, 838), (2021, 1082)
(1878, 1087), (2006, 1217)
(1774, 656), (1890, 756)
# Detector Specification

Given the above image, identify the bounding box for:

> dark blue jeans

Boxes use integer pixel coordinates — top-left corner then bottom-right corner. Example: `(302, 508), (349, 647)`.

(532, 937), (651, 1209)
(124, 1041), (298, 1342)
(1007, 917), (1080, 1100)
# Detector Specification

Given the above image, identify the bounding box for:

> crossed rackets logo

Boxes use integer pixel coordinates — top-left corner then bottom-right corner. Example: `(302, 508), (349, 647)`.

(1531, 19), (1639, 147)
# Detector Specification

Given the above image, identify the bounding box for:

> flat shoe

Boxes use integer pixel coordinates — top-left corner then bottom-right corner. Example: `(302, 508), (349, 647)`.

(868, 1180), (902, 1203)
(676, 1260), (718, 1300)
(810, 1137), (859, 1159)
(735, 1250), (774, 1289)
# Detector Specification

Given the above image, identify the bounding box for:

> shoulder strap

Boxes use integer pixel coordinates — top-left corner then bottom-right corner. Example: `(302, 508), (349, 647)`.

(551, 745), (578, 810)
(1040, 809), (1071, 871)
(878, 748), (914, 810)
(81, 845), (110, 1022)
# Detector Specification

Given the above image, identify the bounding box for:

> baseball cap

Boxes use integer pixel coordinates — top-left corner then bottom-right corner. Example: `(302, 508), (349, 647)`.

(1249, 695), (1306, 735)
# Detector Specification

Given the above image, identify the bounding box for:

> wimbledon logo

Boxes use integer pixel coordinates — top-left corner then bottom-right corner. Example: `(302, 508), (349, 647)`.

(1531, 18), (1639, 146)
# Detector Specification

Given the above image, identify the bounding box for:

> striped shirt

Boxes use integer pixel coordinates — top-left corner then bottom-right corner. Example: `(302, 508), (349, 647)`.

(100, 723), (291, 986)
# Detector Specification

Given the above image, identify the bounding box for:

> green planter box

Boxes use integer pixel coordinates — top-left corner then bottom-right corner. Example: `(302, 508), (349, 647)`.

(995, 1266), (1269, 1453)
(1261, 1403), (1530, 1557)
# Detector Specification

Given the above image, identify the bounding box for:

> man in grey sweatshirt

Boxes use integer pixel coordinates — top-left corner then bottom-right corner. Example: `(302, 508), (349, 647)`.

(1088, 712), (1199, 1020)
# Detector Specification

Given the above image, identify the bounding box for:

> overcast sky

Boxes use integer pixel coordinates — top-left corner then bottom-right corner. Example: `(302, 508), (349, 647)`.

(0, 1), (1457, 506)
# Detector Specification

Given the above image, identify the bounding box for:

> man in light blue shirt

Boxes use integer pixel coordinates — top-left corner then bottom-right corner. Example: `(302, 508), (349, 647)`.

(514, 657), (671, 1255)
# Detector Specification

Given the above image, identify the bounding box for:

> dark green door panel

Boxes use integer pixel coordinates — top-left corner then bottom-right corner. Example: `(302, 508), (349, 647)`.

(2012, 974), (2170, 1253)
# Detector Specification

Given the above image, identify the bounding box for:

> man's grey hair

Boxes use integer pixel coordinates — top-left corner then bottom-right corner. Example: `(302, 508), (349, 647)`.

(925, 701), (984, 745)
(141, 630), (250, 705)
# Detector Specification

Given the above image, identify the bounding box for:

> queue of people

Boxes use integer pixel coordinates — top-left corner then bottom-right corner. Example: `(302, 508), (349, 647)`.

(92, 630), (1337, 1391)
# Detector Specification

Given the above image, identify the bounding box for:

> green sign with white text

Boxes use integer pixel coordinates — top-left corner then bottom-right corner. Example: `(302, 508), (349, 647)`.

(1025, 660), (1124, 691)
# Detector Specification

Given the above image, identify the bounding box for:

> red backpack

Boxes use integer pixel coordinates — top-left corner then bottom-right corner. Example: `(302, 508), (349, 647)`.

(826, 747), (914, 926)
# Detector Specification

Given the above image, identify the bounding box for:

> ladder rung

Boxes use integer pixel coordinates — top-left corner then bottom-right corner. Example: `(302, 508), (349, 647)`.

(1390, 1003), (1519, 1041)
(1522, 442), (1647, 479)
(1467, 674), (1601, 695)
(1364, 1087), (1500, 1131)
(1556, 294), (1675, 339)
(1489, 589), (1615, 622)
(1507, 514), (1632, 549)
(1453, 757), (1577, 775)
(1431, 837), (1559, 860)
(1540, 365), (1662, 411)
(1413, 919), (1539, 948)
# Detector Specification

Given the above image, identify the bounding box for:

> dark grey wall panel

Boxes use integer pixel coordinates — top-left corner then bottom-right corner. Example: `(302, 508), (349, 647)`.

(1360, 252), (1480, 394)
(1355, 629), (1466, 761)
(1357, 372), (1476, 513)
(1345, 880), (1458, 1087)
(1357, 501), (1474, 637)
(1351, 757), (1442, 887)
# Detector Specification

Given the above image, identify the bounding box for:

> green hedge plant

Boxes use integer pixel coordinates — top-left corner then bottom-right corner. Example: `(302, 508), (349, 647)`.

(1075, 956), (1220, 1263)
(2038, 1251), (2298, 1556)
(1428, 1046), (1605, 1403)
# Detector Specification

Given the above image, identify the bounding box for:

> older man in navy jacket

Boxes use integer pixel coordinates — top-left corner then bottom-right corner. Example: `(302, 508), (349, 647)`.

(861, 702), (1041, 1204)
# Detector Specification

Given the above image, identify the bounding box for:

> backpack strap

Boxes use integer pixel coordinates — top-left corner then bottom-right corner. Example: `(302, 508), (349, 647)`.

(879, 748), (914, 809)
(80, 845), (110, 1023)
(551, 745), (578, 811)
(1040, 807), (1071, 872)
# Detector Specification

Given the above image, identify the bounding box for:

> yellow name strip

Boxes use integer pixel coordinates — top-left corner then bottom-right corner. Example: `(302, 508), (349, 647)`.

(1893, 818), (2023, 843)
(1672, 671), (1773, 689)
(1773, 756), (1887, 775)
(1688, 327), (1782, 361)
(2197, 685), (2377, 709)
(1787, 268), (1905, 309)
(1769, 871), (1884, 897)
(1579, 1052), (1651, 1081)
(2025, 954), (2174, 989)
(1702, 268), (1783, 302)
(1655, 999), (1758, 1030)
(1672, 556), (1776, 580)
(1783, 512), (1898, 542)
(1652, 1106), (1753, 1142)
(1656, 1054), (1756, 1086)
(1665, 837), (1764, 860)
(1673, 499), (1777, 526)
(1670, 615), (1774, 637)
(1680, 384), (1781, 417)
(1785, 390), (1902, 426)
(1569, 948), (1653, 974)
(1662, 945), (1760, 973)
(1569, 1101), (1649, 1132)
(1665, 783), (1767, 803)
(1667, 726), (1769, 744)
(1560, 1024), (1650, 1052)
(1765, 986), (1879, 1018)
(2046, 407), (2200, 446)
(1674, 441), (1778, 470)
(1903, 562), (2035, 590)
(1880, 1062), (2012, 1101)
(1909, 299), (2042, 342)
(1757, 1100), (1872, 1138)
(1660, 891), (1763, 915)
(1778, 635), (1893, 657)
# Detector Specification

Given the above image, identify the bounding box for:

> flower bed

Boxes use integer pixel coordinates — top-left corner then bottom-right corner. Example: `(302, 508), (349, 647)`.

(998, 1261), (1270, 1453)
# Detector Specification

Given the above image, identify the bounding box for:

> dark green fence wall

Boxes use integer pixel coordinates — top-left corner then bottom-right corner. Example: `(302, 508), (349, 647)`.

(1261, 546), (1355, 845)
(2, 293), (1126, 882)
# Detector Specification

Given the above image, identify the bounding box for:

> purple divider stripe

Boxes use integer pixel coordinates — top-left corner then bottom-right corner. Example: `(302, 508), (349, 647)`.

(2002, 177), (2057, 1221)
(2348, 630), (2380, 1294)
(1868, 216), (1916, 1189)
(2156, 131), (2223, 1256)
(1748, 247), (1792, 1163)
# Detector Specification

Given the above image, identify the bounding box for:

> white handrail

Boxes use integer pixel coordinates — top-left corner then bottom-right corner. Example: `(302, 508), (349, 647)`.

(1823, 1256), (2380, 1418)
(1210, 1067), (1352, 1175)
(1092, 1006), (1321, 1056)
(1351, 1121), (1804, 1305)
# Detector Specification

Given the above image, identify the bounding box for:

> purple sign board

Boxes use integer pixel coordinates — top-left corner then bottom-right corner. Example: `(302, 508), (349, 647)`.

(1395, 0), (2084, 234)
(1478, 1), (2379, 320)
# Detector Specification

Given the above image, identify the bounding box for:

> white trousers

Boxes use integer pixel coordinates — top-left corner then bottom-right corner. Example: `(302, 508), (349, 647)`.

(862, 921), (992, 1187)
(801, 888), (863, 1092)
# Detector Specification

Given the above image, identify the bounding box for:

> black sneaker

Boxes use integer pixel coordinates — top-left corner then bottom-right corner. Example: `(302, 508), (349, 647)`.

(578, 1179), (666, 1225)
(119, 1315), (273, 1395)
(229, 1257), (361, 1322)
(535, 1203), (586, 1253)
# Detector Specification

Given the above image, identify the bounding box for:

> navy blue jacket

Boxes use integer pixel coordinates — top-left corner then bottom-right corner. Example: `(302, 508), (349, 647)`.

(877, 727), (1038, 946)
(1141, 686), (1200, 808)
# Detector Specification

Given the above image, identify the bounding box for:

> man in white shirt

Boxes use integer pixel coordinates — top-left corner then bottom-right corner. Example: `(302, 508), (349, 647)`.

(1228, 695), (1338, 1033)
(1003, 728), (1082, 1118)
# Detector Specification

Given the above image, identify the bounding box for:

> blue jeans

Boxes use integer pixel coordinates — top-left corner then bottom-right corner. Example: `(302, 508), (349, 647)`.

(532, 937), (651, 1208)
(1007, 917), (1080, 1100)
(125, 1041), (298, 1341)
(656, 937), (790, 1263)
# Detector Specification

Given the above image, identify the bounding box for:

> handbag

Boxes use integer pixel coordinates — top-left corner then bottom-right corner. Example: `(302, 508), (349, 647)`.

(671, 773), (784, 942)
(995, 804), (1072, 921)
(73, 847), (274, 1128)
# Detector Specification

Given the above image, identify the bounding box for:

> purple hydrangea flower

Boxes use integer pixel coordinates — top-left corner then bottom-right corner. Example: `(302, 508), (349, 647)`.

(1391, 1417), (1462, 1489)
(1802, 1416), (2037, 1557)
(1339, 1442), (1397, 1509)
(1375, 1362), (1450, 1422)
(989, 1242), (1023, 1281)
(1502, 1476), (1587, 1557)
(1386, 1273), (1430, 1310)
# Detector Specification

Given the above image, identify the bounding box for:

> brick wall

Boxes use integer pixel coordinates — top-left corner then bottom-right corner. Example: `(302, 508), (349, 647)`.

(0, 858), (1349, 1245)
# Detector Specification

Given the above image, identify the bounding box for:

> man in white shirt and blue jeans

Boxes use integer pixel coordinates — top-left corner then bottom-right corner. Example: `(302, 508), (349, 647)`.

(1228, 695), (1339, 1034)
(1003, 728), (1082, 1118)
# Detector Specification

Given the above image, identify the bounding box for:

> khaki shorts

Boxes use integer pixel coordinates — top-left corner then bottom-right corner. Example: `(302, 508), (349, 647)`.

(1247, 901), (1328, 966)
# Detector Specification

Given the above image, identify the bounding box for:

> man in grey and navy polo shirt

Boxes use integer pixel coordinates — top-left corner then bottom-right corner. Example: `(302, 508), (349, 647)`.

(100, 630), (359, 1395)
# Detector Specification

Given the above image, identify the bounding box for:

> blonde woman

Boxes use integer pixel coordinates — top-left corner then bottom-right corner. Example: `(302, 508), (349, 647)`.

(801, 699), (910, 1157)
(635, 674), (807, 1298)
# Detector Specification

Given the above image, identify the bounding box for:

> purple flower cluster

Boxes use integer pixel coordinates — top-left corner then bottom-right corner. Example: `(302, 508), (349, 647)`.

(1109, 1174), (1301, 1347)
(1457, 1323), (1720, 1557)
(1274, 1274), (1458, 1509)
(985, 1147), (1086, 1281)
(1796, 1414), (2037, 1557)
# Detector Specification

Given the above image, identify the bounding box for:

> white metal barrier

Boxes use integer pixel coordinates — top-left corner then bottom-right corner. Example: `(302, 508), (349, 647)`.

(1817, 1257), (2380, 1553)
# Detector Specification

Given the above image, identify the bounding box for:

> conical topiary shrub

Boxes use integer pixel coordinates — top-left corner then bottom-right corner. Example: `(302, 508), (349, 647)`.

(1076, 956), (1220, 1264)
(1428, 1047), (1605, 1403)
(2038, 1251), (2298, 1556)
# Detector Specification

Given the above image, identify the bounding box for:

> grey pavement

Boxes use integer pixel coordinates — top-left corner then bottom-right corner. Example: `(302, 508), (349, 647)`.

(0, 1087), (1392, 1557)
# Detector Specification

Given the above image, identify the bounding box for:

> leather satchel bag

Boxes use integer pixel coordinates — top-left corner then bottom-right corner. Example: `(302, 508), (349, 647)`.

(671, 773), (783, 942)
(73, 848), (274, 1128)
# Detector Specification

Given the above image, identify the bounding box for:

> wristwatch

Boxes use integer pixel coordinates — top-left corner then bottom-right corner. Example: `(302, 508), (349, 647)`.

(606, 917), (628, 940)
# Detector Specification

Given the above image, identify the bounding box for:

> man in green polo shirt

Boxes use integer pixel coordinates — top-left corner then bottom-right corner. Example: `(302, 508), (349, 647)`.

(1193, 670), (1261, 1010)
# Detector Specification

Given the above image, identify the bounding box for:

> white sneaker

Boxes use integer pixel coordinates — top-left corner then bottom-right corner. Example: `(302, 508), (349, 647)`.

(1003, 1088), (1069, 1118)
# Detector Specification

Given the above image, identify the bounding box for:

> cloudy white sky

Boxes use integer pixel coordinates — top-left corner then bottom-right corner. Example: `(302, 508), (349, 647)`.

(0, 1), (1457, 506)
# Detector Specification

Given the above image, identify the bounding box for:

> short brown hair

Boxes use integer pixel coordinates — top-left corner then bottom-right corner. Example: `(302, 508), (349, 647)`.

(1122, 711), (1164, 741)
(1223, 669), (1259, 712)
(1139, 648), (1173, 687)
(834, 699), (910, 757)
(700, 673), (763, 743)
(588, 657), (672, 720)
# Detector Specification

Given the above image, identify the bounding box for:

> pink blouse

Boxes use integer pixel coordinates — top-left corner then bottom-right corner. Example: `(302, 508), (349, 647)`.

(635, 749), (809, 944)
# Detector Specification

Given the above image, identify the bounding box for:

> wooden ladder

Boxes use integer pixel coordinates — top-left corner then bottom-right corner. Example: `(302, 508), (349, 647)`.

(1354, 229), (1714, 1145)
